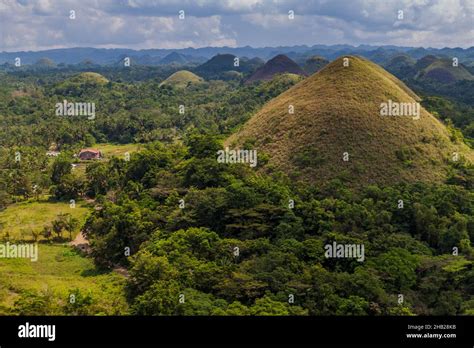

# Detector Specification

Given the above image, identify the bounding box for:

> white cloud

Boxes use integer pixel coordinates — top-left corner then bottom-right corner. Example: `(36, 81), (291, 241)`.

(0, 0), (472, 51)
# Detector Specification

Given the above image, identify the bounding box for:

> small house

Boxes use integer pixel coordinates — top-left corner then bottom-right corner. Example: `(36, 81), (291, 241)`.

(78, 148), (102, 160)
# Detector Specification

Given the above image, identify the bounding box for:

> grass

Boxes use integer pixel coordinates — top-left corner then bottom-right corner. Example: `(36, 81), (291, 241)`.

(69, 72), (109, 84)
(423, 59), (474, 82)
(0, 146), (132, 315)
(0, 199), (90, 242)
(226, 55), (474, 187)
(96, 143), (142, 159)
(159, 70), (204, 88)
(0, 198), (128, 315)
(0, 244), (128, 314)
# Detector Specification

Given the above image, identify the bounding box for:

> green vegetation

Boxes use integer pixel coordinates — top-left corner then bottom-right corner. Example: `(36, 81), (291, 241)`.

(0, 54), (472, 316)
(79, 136), (474, 315)
(0, 199), (89, 241)
(98, 143), (142, 159)
(0, 244), (127, 315)
(303, 56), (329, 75)
(159, 70), (204, 89)
(416, 58), (474, 84)
(422, 96), (474, 145)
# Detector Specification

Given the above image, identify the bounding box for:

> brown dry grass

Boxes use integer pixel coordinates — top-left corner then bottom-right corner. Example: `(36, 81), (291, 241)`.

(159, 70), (204, 88)
(226, 56), (473, 186)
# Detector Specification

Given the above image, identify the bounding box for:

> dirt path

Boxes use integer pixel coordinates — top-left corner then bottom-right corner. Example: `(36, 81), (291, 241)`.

(70, 231), (91, 254)
(70, 231), (130, 278)
(113, 266), (130, 278)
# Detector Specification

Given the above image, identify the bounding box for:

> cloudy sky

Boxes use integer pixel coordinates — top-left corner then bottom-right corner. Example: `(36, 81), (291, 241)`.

(0, 0), (473, 52)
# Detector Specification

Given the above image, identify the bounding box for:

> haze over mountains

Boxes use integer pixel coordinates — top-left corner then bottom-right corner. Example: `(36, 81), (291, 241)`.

(1, 44), (473, 66)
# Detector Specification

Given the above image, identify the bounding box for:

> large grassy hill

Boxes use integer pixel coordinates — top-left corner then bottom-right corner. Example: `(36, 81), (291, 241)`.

(415, 58), (474, 84)
(226, 56), (473, 187)
(245, 54), (306, 84)
(65, 72), (109, 85)
(159, 70), (204, 88)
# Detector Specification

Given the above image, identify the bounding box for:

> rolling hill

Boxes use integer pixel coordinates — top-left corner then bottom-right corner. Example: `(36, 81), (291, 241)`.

(226, 56), (473, 187)
(66, 72), (109, 85)
(159, 52), (188, 65)
(194, 54), (266, 80)
(415, 57), (474, 84)
(53, 72), (109, 96)
(245, 54), (307, 84)
(34, 57), (56, 68)
(415, 55), (438, 70)
(159, 70), (204, 88)
(303, 56), (329, 75)
(384, 54), (416, 79)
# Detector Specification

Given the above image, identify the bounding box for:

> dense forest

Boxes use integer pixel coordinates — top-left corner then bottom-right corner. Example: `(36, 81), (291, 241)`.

(0, 55), (473, 316)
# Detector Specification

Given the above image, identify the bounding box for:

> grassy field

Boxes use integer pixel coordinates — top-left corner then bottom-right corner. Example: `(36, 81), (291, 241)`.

(0, 198), (128, 315)
(97, 143), (142, 159)
(0, 199), (90, 242)
(0, 244), (128, 315)
(0, 145), (138, 315)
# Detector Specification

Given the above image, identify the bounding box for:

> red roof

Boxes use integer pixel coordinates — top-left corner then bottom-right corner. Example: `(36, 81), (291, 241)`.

(79, 149), (100, 154)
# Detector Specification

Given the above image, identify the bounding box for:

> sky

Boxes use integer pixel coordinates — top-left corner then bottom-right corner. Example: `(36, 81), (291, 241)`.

(0, 0), (473, 52)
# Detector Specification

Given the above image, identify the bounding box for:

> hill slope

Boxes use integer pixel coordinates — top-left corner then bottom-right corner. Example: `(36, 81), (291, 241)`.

(34, 57), (56, 67)
(159, 70), (204, 88)
(67, 72), (109, 85)
(303, 56), (329, 75)
(194, 54), (254, 79)
(246, 54), (307, 84)
(160, 52), (187, 65)
(415, 57), (474, 84)
(384, 54), (416, 79)
(53, 72), (109, 95)
(226, 56), (473, 186)
(415, 55), (438, 70)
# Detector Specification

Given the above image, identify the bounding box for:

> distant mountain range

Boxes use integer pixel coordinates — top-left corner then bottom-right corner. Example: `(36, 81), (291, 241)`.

(1, 44), (473, 66)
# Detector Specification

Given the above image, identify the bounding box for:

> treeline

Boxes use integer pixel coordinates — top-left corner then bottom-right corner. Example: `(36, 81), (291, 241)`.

(1, 65), (472, 149)
(80, 135), (474, 315)
(0, 68), (299, 149)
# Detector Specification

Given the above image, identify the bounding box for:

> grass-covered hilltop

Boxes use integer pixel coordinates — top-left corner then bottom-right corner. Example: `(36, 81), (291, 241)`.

(159, 70), (204, 89)
(0, 49), (473, 316)
(245, 54), (307, 84)
(228, 56), (473, 186)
